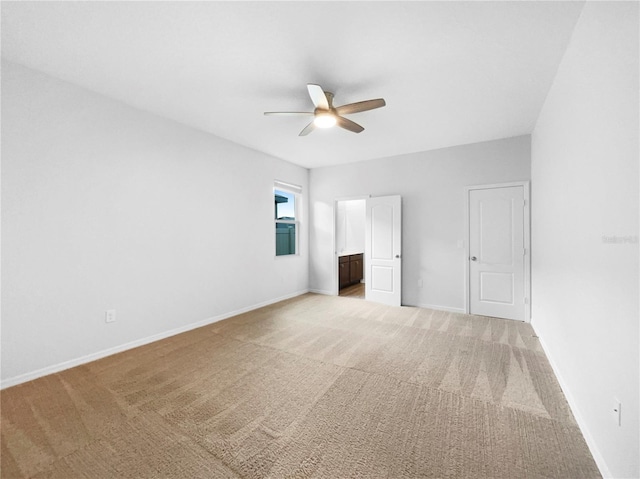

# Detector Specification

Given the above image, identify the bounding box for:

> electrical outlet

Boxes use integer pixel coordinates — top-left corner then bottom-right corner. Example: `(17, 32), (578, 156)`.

(105, 309), (116, 323)
(613, 398), (621, 426)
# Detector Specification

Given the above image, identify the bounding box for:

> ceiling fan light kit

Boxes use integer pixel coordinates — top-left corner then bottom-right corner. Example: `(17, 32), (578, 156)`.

(264, 84), (386, 136)
(313, 112), (337, 129)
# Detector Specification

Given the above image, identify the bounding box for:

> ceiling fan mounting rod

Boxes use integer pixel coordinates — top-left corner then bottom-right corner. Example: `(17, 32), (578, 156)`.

(324, 91), (334, 109)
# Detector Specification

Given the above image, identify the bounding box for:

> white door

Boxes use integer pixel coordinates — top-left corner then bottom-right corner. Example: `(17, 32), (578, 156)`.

(469, 185), (527, 321)
(365, 195), (402, 306)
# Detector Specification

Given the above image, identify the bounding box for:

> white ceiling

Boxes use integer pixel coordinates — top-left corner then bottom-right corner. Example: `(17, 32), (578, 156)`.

(1, 1), (584, 169)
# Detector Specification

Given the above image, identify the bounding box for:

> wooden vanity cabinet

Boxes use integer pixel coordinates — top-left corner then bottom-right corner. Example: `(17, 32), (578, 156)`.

(349, 254), (363, 284)
(339, 253), (364, 289)
(339, 256), (351, 289)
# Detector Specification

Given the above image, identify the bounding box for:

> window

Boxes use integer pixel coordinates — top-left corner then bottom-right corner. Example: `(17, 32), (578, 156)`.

(274, 182), (300, 256)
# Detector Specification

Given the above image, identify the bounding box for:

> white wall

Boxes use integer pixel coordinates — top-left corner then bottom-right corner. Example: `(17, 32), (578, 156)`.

(1, 61), (309, 386)
(336, 199), (365, 256)
(530, 3), (639, 478)
(309, 135), (531, 308)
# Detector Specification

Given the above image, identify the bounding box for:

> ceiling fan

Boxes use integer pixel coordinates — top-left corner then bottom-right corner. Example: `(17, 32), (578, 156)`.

(264, 84), (386, 136)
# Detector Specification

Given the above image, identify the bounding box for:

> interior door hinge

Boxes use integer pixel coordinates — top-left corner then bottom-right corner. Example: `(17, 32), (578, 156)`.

(523, 248), (527, 256)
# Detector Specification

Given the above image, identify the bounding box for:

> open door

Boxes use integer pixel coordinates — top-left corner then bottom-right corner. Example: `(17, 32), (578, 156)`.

(365, 195), (402, 306)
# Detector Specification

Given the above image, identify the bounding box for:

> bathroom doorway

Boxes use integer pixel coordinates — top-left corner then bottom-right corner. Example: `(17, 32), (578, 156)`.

(335, 198), (366, 299)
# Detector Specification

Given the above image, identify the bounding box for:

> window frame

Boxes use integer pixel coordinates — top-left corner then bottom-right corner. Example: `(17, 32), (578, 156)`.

(274, 182), (301, 257)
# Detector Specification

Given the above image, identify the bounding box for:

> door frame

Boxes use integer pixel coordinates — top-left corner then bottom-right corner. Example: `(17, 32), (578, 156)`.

(464, 181), (531, 322)
(333, 195), (370, 296)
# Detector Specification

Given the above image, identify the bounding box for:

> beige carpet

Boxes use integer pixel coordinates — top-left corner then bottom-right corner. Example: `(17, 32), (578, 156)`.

(1, 293), (600, 478)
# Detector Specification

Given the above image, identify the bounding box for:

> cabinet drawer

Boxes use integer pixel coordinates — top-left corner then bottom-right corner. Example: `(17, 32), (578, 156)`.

(349, 253), (363, 263)
(339, 255), (349, 264)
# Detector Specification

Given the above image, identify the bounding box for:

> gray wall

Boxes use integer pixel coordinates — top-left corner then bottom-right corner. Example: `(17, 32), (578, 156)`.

(1, 61), (309, 385)
(309, 135), (531, 311)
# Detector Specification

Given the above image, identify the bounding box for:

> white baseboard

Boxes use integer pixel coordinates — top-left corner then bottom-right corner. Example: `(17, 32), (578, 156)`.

(532, 323), (611, 479)
(308, 288), (334, 296)
(0, 289), (309, 390)
(414, 302), (466, 314)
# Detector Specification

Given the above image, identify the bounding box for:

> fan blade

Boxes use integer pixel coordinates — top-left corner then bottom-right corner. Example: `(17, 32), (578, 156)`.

(336, 116), (364, 133)
(336, 99), (386, 115)
(299, 121), (316, 136)
(307, 84), (329, 110)
(264, 111), (313, 116)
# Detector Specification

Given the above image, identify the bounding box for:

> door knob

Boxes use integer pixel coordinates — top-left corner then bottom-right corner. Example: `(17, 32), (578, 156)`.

(470, 256), (477, 261)
(395, 255), (401, 258)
